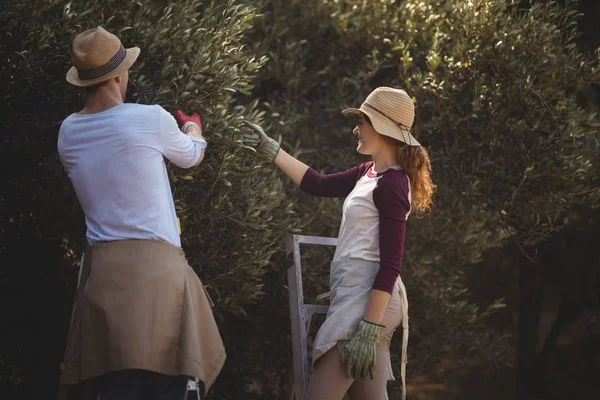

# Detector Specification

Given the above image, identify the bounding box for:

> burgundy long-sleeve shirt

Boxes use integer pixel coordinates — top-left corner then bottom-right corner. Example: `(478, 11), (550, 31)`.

(300, 161), (411, 294)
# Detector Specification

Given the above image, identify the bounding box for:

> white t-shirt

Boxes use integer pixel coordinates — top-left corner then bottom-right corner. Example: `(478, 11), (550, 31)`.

(300, 161), (411, 293)
(333, 166), (411, 263)
(58, 103), (207, 247)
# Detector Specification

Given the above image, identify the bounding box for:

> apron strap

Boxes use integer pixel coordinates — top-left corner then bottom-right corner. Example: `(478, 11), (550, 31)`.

(398, 278), (409, 400)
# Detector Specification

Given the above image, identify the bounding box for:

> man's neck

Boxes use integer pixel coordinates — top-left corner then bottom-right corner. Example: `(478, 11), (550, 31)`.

(80, 91), (124, 115)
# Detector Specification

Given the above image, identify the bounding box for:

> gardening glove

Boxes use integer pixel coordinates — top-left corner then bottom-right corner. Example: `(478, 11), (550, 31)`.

(175, 110), (203, 134)
(235, 120), (280, 163)
(342, 319), (384, 380)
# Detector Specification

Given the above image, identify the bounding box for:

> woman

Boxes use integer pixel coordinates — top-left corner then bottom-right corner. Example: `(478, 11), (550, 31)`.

(239, 87), (435, 399)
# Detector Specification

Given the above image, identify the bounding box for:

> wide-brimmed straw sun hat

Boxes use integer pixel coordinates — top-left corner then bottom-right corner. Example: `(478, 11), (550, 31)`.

(66, 26), (140, 87)
(343, 86), (420, 146)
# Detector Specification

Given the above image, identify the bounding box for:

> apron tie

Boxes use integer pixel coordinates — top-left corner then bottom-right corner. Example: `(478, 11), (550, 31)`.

(398, 278), (409, 400)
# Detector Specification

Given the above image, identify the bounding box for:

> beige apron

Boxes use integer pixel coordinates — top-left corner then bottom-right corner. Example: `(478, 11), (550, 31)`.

(312, 258), (409, 400)
(58, 239), (225, 398)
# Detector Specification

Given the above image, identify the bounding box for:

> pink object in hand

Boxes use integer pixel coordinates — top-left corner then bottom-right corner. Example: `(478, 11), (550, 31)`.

(175, 110), (202, 133)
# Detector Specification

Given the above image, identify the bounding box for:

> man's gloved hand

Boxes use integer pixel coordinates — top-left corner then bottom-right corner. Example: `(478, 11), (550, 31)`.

(175, 110), (203, 135)
(342, 319), (384, 380)
(235, 120), (280, 163)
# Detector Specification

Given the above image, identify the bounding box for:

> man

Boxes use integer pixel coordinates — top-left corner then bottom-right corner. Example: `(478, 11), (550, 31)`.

(57, 26), (225, 400)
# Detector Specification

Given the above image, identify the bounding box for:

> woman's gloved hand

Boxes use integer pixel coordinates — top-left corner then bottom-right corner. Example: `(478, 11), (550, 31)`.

(235, 120), (280, 163)
(342, 319), (384, 380)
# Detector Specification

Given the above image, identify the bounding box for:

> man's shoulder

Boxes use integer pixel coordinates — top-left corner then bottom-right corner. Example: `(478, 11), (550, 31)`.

(58, 113), (80, 140)
(121, 103), (164, 115)
(116, 104), (168, 129)
(62, 104), (163, 121)
(125, 104), (176, 124)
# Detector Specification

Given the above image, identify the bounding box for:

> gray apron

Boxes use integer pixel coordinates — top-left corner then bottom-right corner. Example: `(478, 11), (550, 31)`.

(312, 258), (409, 400)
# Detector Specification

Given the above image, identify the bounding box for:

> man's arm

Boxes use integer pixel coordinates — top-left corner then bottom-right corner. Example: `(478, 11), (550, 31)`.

(180, 120), (206, 166)
(157, 108), (207, 168)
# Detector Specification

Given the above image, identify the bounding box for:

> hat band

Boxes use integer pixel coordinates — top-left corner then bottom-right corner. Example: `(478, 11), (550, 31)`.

(363, 102), (411, 134)
(77, 45), (126, 81)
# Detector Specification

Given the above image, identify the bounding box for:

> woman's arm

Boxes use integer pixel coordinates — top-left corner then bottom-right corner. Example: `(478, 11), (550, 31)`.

(274, 148), (310, 187)
(364, 170), (411, 323)
(240, 120), (370, 197)
(277, 148), (369, 197)
(275, 148), (369, 197)
(363, 290), (392, 324)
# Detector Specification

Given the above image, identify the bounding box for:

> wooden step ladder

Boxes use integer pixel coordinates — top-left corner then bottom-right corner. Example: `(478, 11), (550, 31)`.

(284, 234), (390, 400)
(284, 234), (337, 400)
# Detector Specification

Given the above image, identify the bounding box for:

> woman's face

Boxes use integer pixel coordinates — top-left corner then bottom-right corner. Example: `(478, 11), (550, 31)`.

(353, 112), (382, 155)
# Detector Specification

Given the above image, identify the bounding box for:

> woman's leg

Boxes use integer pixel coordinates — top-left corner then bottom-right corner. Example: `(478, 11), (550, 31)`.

(346, 344), (391, 400)
(348, 290), (403, 400)
(306, 346), (354, 400)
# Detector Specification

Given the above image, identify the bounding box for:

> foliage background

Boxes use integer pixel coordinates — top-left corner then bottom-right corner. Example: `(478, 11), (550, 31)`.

(0, 0), (598, 399)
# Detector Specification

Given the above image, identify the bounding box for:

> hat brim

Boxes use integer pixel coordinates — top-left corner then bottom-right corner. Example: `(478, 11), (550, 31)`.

(342, 107), (361, 115)
(342, 106), (420, 146)
(66, 47), (140, 87)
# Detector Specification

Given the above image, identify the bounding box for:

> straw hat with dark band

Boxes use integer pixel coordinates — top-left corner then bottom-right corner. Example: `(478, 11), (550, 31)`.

(343, 87), (420, 147)
(66, 26), (140, 87)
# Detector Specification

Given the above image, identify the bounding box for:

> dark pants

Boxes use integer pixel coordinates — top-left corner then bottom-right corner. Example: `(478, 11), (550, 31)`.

(70, 369), (191, 400)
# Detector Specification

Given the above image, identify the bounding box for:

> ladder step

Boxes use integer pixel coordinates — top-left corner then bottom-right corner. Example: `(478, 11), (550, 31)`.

(303, 304), (329, 317)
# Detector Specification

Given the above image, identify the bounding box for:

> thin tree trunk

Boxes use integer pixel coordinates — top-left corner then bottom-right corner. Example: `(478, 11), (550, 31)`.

(517, 259), (546, 399)
(534, 305), (582, 378)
